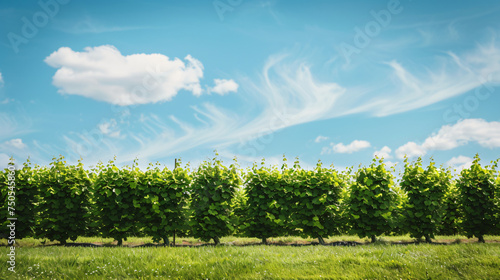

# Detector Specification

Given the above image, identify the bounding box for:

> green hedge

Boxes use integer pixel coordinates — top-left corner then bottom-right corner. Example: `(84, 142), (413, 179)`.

(457, 155), (500, 242)
(37, 157), (90, 244)
(347, 159), (396, 242)
(1, 155), (499, 244)
(189, 156), (242, 245)
(400, 158), (450, 242)
(0, 159), (39, 239)
(137, 161), (191, 245)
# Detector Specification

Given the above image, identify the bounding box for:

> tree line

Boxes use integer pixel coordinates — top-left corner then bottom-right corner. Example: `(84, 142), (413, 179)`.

(1, 154), (499, 245)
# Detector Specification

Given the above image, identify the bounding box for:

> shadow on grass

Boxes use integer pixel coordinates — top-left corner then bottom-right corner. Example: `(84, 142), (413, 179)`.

(4, 236), (494, 248)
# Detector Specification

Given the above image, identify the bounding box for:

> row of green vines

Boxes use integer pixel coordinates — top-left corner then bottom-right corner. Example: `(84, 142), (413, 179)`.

(1, 154), (499, 244)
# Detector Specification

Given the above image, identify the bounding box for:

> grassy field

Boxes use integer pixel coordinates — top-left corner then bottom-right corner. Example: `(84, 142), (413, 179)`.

(4, 234), (500, 247)
(2, 236), (500, 279)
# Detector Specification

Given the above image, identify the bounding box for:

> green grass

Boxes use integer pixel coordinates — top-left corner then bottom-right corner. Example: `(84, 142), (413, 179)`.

(2, 241), (500, 279)
(3, 234), (500, 247)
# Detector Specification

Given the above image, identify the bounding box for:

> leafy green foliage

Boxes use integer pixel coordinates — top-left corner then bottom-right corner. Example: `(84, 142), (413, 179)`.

(388, 185), (408, 236)
(189, 156), (242, 244)
(93, 159), (141, 245)
(439, 182), (460, 235)
(0, 159), (39, 239)
(400, 158), (450, 242)
(84, 169), (100, 237)
(136, 162), (191, 244)
(456, 155), (499, 242)
(2, 155), (500, 243)
(37, 157), (90, 244)
(286, 159), (344, 244)
(230, 186), (248, 237)
(335, 169), (354, 235)
(347, 158), (396, 241)
(243, 159), (291, 242)
(7, 243), (500, 279)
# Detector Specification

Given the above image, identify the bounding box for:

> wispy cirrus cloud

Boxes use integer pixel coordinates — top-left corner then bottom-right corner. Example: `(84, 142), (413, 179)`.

(61, 53), (347, 164)
(98, 119), (121, 138)
(0, 112), (33, 141)
(339, 40), (500, 117)
(54, 15), (151, 34)
(50, 37), (500, 165)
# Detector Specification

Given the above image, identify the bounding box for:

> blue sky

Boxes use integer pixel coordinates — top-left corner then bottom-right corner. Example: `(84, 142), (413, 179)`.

(1, 0), (500, 172)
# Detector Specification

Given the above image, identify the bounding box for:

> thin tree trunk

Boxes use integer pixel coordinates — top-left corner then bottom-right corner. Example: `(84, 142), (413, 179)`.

(213, 236), (220, 245)
(261, 237), (267, 245)
(173, 159), (178, 247)
(371, 235), (377, 243)
(425, 235), (432, 243)
(163, 237), (170, 246)
(117, 239), (123, 246)
(478, 235), (485, 243)
(318, 236), (325, 245)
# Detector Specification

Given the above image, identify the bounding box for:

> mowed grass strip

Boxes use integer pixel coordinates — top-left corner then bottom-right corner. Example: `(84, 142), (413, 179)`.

(2, 243), (500, 279)
(5, 235), (500, 247)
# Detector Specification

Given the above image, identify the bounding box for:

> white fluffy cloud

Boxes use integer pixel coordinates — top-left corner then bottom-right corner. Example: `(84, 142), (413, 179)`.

(322, 140), (371, 154)
(373, 146), (392, 159)
(60, 53), (349, 164)
(395, 119), (500, 159)
(446, 155), (473, 171)
(2, 138), (26, 150)
(209, 79), (238, 95)
(314, 135), (328, 143)
(52, 43), (500, 165)
(45, 45), (205, 105)
(395, 142), (427, 159)
(422, 119), (500, 150)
